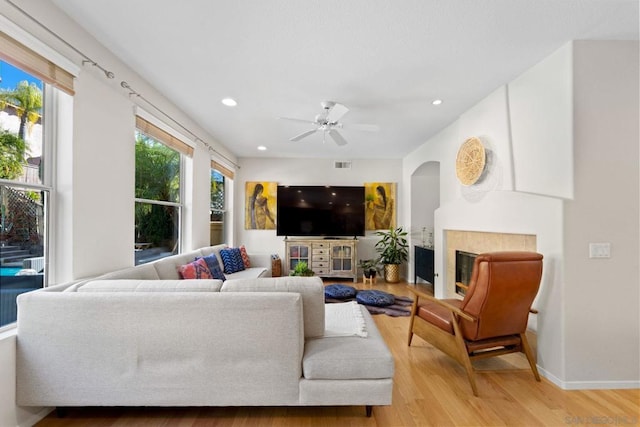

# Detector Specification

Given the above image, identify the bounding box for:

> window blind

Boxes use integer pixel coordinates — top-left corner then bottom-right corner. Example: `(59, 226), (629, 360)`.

(0, 31), (74, 95)
(211, 160), (234, 179)
(135, 116), (194, 157)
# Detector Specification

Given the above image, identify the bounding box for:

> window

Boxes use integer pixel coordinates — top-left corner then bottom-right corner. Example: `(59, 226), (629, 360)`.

(0, 60), (48, 328)
(134, 117), (190, 265)
(210, 160), (234, 245)
(210, 168), (225, 245)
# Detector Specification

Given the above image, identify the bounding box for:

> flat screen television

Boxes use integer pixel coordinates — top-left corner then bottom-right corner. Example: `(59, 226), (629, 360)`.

(276, 186), (365, 237)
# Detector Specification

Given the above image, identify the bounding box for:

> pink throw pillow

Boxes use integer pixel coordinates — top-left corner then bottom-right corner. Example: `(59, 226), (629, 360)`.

(178, 258), (213, 279)
(239, 245), (251, 268)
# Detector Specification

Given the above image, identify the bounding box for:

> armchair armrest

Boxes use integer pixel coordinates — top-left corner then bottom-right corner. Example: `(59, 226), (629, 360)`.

(247, 253), (273, 276)
(408, 287), (476, 323)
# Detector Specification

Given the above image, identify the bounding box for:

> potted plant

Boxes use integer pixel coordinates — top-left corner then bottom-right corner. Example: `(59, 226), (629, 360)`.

(358, 258), (381, 280)
(374, 226), (409, 283)
(289, 261), (315, 277)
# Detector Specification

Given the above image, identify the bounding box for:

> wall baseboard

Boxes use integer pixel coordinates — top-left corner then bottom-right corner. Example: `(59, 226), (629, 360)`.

(539, 366), (640, 390)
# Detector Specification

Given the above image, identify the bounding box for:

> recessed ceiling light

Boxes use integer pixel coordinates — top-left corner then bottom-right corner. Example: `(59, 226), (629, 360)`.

(432, 99), (443, 106)
(221, 97), (237, 107)
(257, 145), (267, 151)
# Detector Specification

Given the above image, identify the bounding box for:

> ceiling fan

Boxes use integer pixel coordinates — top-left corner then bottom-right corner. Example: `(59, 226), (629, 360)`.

(278, 101), (379, 146)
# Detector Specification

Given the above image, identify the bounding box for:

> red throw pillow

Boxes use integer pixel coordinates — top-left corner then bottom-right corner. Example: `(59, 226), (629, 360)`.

(178, 258), (213, 279)
(239, 245), (251, 268)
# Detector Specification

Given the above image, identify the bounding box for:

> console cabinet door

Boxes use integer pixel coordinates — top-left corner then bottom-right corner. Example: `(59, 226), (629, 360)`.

(330, 242), (355, 276)
(285, 242), (310, 274)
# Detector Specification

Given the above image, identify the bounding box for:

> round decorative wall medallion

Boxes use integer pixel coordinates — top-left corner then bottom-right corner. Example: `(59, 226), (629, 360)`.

(455, 137), (486, 185)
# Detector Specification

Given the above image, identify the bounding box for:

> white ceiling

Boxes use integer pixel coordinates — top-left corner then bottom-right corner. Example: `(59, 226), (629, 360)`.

(52, 0), (638, 160)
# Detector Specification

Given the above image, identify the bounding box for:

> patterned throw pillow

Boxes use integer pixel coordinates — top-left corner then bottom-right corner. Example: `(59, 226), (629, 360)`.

(220, 248), (246, 274)
(178, 258), (213, 279)
(239, 245), (251, 268)
(198, 254), (226, 281)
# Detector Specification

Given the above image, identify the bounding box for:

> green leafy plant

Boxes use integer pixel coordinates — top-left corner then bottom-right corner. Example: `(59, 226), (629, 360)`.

(0, 130), (26, 180)
(375, 226), (409, 265)
(358, 258), (381, 276)
(290, 261), (314, 277)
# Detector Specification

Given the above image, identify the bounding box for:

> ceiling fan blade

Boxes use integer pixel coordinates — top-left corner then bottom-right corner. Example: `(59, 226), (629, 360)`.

(278, 117), (316, 125)
(326, 103), (349, 123)
(328, 129), (348, 146)
(290, 129), (317, 142)
(340, 123), (380, 132)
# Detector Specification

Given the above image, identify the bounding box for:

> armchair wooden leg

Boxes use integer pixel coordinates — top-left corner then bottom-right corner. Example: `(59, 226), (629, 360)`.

(520, 333), (541, 381)
(407, 299), (418, 346)
(452, 318), (478, 396)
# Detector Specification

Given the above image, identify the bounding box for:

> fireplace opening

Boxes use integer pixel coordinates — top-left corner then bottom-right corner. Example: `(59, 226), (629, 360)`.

(455, 250), (477, 296)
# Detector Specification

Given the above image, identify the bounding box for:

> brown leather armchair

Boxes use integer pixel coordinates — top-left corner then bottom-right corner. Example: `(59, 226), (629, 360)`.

(407, 251), (543, 396)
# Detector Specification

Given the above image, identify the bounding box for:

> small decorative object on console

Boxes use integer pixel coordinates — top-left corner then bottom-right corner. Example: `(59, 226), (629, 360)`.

(271, 254), (282, 277)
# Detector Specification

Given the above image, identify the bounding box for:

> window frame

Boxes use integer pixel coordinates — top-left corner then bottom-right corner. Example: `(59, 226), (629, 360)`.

(134, 122), (187, 263)
(0, 78), (55, 333)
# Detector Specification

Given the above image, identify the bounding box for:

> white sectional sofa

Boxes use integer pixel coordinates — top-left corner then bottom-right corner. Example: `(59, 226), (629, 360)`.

(15, 246), (394, 417)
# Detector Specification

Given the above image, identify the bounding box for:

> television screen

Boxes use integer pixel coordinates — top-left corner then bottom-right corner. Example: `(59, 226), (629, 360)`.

(276, 186), (365, 237)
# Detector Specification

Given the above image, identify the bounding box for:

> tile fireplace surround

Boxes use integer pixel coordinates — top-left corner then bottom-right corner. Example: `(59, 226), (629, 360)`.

(445, 230), (537, 298)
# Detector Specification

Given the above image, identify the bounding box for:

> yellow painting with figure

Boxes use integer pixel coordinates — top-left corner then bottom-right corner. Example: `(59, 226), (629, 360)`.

(245, 182), (277, 230)
(364, 182), (396, 230)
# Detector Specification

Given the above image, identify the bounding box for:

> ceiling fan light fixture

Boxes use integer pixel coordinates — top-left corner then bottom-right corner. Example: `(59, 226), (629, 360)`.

(432, 99), (443, 106)
(221, 97), (237, 107)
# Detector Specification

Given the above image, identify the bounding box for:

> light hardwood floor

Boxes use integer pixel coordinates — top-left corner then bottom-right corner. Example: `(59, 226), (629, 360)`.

(36, 280), (639, 427)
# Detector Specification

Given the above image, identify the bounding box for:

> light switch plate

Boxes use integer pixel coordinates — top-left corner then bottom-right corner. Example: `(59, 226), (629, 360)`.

(589, 243), (611, 258)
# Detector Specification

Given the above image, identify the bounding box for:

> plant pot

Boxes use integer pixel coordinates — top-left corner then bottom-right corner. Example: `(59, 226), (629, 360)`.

(363, 269), (377, 279)
(384, 264), (400, 283)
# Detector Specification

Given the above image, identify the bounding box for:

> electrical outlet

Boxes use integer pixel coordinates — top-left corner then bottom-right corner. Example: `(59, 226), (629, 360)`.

(589, 243), (611, 259)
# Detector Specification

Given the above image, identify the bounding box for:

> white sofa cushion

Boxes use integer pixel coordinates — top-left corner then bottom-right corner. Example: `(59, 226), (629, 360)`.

(224, 267), (268, 280)
(221, 276), (325, 338)
(303, 306), (394, 380)
(77, 279), (223, 292)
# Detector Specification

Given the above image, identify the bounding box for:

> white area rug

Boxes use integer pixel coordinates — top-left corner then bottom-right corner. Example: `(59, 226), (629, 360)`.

(323, 301), (368, 338)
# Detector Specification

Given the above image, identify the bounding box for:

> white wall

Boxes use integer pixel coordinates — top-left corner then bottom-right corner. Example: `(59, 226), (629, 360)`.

(563, 41), (639, 387)
(403, 41), (639, 390)
(509, 43), (574, 199)
(236, 157), (403, 263)
(68, 70), (135, 279)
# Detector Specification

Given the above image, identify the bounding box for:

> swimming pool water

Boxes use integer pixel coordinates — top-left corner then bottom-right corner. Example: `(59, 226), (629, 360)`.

(0, 267), (22, 276)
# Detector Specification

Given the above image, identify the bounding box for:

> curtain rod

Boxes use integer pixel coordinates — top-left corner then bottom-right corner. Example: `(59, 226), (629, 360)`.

(120, 81), (240, 169)
(4, 0), (240, 170)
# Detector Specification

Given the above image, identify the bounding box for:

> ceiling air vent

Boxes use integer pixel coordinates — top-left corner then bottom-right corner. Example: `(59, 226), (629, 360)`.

(333, 160), (352, 169)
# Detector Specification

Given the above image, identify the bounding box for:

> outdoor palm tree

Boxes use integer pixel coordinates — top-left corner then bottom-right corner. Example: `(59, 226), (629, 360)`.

(0, 130), (26, 179)
(0, 80), (43, 140)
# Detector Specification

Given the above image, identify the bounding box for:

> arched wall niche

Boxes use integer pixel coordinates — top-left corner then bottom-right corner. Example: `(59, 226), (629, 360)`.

(410, 161), (440, 248)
